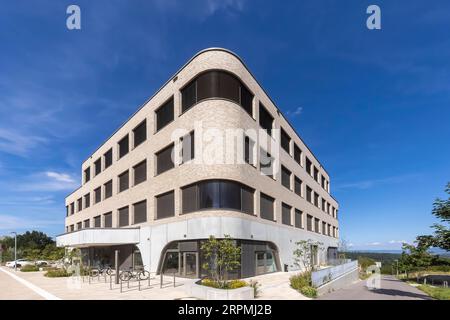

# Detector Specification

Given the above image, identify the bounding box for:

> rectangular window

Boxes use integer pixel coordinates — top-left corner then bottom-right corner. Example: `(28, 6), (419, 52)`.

(155, 97), (174, 132)
(282, 203), (292, 226)
(118, 170), (129, 193)
(321, 176), (326, 189)
(104, 148), (113, 169)
(104, 180), (112, 199)
(327, 203), (331, 214)
(66, 206), (69, 217)
(322, 199), (326, 212)
(260, 192), (275, 221)
(156, 191), (175, 220)
(294, 176), (302, 197)
(322, 222), (327, 235)
(133, 200), (147, 224)
(156, 143), (174, 175)
(315, 218), (320, 233)
(70, 202), (74, 215)
(104, 212), (112, 228)
(305, 157), (312, 175)
(220, 71), (240, 103)
(240, 85), (253, 116)
(244, 136), (255, 165)
(241, 186), (254, 215)
(281, 166), (291, 189)
(314, 192), (319, 207)
(259, 103), (273, 136)
(118, 206), (129, 227)
(70, 225), (74, 232)
(94, 158), (101, 176)
(306, 186), (312, 203)
(333, 226), (336, 238)
(94, 187), (101, 204)
(133, 160), (146, 186)
(77, 198), (82, 212)
(94, 215), (101, 228)
(77, 222), (82, 230)
(313, 166), (319, 182)
(181, 131), (195, 163)
(260, 148), (274, 178)
(307, 214), (313, 231)
(84, 219), (90, 228)
(328, 224), (331, 236)
(133, 120), (147, 148)
(332, 207), (336, 218)
(280, 128), (291, 154)
(181, 80), (197, 113)
(294, 144), (302, 165)
(84, 167), (90, 183)
(182, 184), (198, 214)
(118, 135), (129, 159)
(295, 209), (303, 229)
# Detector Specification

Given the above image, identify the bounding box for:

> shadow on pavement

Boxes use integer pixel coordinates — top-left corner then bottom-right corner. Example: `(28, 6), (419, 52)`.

(371, 288), (433, 300)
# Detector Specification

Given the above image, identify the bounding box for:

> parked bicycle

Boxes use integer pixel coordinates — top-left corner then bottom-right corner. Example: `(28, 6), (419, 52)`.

(91, 265), (113, 277)
(119, 268), (150, 281)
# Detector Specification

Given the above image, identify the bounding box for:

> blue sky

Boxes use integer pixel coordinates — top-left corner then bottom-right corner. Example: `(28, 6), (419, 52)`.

(0, 0), (449, 250)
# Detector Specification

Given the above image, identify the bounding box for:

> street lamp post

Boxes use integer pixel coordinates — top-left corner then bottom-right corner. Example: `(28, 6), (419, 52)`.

(11, 232), (17, 272)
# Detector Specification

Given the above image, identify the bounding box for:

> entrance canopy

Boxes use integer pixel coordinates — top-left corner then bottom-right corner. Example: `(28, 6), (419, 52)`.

(56, 228), (140, 248)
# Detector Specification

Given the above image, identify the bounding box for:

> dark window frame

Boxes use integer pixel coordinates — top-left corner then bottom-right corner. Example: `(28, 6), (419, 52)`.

(118, 134), (130, 159)
(155, 143), (174, 175)
(155, 96), (174, 132)
(118, 170), (130, 193)
(155, 190), (175, 220)
(104, 148), (113, 169)
(282, 203), (292, 226)
(133, 119), (147, 148)
(133, 160), (147, 186)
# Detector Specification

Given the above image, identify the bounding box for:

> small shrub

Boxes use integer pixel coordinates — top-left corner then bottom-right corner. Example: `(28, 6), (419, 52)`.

(20, 265), (39, 272)
(228, 280), (248, 289)
(200, 278), (248, 289)
(44, 268), (72, 278)
(290, 272), (311, 290)
(201, 278), (220, 288)
(300, 286), (318, 298)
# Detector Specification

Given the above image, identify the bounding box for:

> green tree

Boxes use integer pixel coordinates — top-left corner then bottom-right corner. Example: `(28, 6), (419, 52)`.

(417, 182), (450, 251)
(201, 235), (241, 288)
(293, 239), (324, 272)
(398, 242), (433, 278)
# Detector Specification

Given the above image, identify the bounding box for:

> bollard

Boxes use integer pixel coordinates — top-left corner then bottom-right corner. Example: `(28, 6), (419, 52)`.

(127, 278), (130, 289)
(89, 274), (91, 284)
(173, 272), (176, 287)
(148, 273), (151, 287)
(104, 274), (107, 283)
(160, 273), (163, 288)
(109, 274), (112, 290)
(444, 281), (448, 288)
(138, 277), (141, 291)
(120, 279), (122, 293)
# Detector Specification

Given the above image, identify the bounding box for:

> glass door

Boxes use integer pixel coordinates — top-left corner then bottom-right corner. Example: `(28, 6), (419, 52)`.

(184, 252), (197, 277)
(255, 251), (278, 275)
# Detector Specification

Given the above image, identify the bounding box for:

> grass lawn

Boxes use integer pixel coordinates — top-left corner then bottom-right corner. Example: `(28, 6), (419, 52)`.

(416, 284), (450, 300)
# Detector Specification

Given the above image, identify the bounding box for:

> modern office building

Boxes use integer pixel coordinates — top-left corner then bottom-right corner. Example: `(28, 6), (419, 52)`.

(56, 48), (340, 278)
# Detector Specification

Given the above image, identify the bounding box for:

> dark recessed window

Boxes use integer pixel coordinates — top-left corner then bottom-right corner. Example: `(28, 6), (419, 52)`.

(77, 198), (82, 212)
(84, 167), (90, 183)
(259, 103), (273, 136)
(118, 135), (129, 159)
(94, 158), (101, 176)
(118, 206), (129, 227)
(181, 131), (195, 163)
(322, 199), (326, 212)
(133, 200), (147, 224)
(313, 166), (319, 182)
(305, 157), (312, 175)
(281, 166), (291, 189)
(156, 191), (175, 220)
(104, 149), (113, 169)
(156, 143), (174, 175)
(70, 225), (74, 232)
(307, 214), (313, 231)
(294, 176), (302, 197)
(181, 70), (253, 116)
(181, 80), (197, 113)
(84, 219), (90, 228)
(306, 185), (312, 203)
(281, 128), (291, 154)
(244, 136), (255, 165)
(66, 206), (69, 217)
(133, 160), (146, 186)
(155, 97), (174, 132)
(260, 192), (275, 221)
(295, 209), (303, 229)
(327, 203), (331, 214)
(70, 202), (74, 215)
(133, 120), (147, 148)
(104, 180), (112, 199)
(182, 180), (254, 215)
(260, 148), (274, 178)
(84, 193), (90, 209)
(282, 203), (292, 226)
(314, 192), (319, 207)
(94, 187), (101, 204)
(294, 144), (302, 165)
(321, 176), (326, 189)
(104, 212), (112, 228)
(322, 222), (327, 235)
(94, 215), (101, 228)
(77, 222), (82, 230)
(328, 224), (331, 236)
(118, 170), (129, 193)
(315, 218), (320, 233)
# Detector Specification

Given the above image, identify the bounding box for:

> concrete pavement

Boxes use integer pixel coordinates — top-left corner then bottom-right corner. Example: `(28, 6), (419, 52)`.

(0, 267), (44, 300)
(318, 275), (432, 300)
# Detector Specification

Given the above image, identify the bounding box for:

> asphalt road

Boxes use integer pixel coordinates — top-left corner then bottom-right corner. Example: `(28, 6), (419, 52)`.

(318, 275), (432, 300)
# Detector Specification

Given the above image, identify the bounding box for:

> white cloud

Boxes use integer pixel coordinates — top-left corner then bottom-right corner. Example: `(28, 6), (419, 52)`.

(367, 242), (382, 246)
(12, 171), (79, 192)
(389, 240), (407, 244)
(45, 172), (75, 183)
(0, 128), (48, 157)
(335, 174), (420, 190)
(286, 106), (303, 118)
(0, 214), (61, 231)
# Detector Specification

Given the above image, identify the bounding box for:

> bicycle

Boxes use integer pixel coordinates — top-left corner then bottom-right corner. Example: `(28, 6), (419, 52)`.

(119, 268), (150, 281)
(91, 265), (113, 277)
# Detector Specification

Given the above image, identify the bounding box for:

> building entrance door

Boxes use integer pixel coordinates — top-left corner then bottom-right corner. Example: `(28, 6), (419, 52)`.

(182, 252), (198, 278)
(255, 251), (277, 275)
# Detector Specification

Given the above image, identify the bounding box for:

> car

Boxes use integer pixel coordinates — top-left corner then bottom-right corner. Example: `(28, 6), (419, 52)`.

(5, 259), (34, 268)
(36, 260), (49, 267)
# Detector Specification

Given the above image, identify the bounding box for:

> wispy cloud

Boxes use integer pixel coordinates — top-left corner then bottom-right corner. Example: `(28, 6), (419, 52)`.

(0, 128), (48, 157)
(0, 214), (61, 231)
(335, 174), (420, 190)
(286, 106), (303, 118)
(13, 171), (79, 192)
